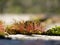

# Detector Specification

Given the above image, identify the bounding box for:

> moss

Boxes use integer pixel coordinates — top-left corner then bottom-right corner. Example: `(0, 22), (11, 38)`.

(46, 26), (60, 35)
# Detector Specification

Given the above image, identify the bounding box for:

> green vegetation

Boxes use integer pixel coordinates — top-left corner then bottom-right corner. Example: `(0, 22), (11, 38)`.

(0, 0), (60, 13)
(44, 26), (60, 36)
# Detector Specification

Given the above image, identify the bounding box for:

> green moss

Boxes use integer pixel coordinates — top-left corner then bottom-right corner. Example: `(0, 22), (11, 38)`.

(46, 26), (60, 35)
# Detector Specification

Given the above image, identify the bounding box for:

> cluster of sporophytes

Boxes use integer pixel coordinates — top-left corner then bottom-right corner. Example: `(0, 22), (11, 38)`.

(1, 18), (60, 36)
(0, 18), (45, 36)
(6, 20), (44, 35)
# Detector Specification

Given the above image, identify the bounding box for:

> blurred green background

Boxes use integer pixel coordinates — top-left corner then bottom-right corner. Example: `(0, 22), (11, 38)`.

(0, 0), (60, 14)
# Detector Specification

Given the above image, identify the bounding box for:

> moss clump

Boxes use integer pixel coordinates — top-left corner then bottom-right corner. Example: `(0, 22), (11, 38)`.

(45, 26), (60, 36)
